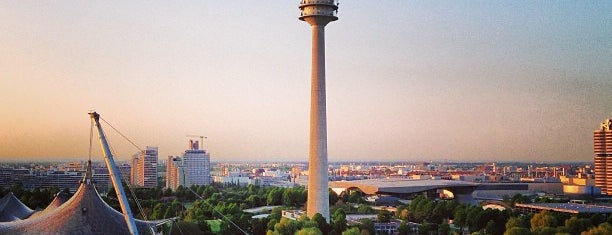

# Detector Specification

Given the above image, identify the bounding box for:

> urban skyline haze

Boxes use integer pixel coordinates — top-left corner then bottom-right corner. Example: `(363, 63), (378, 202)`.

(1, 1), (611, 162)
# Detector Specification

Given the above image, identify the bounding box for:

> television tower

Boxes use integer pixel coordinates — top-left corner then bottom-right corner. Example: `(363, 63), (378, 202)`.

(299, 0), (338, 221)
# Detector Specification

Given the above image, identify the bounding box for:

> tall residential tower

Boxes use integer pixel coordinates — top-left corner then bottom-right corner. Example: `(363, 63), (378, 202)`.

(299, 0), (338, 221)
(594, 119), (612, 195)
(131, 146), (158, 188)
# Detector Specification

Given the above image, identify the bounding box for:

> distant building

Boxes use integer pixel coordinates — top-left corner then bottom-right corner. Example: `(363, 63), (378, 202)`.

(118, 163), (132, 185)
(131, 146), (158, 188)
(213, 175), (250, 186)
(182, 140), (210, 186)
(166, 156), (182, 190)
(0, 163), (116, 193)
(374, 221), (400, 235)
(594, 119), (612, 195)
(515, 202), (612, 215)
(281, 210), (305, 220)
(165, 140), (210, 190)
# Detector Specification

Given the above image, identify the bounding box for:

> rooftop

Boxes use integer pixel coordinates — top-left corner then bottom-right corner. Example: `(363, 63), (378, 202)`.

(515, 203), (612, 214)
(329, 179), (479, 195)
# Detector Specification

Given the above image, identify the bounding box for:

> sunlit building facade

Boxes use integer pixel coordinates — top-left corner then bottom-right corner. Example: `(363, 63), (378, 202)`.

(594, 119), (612, 195)
(165, 140), (210, 190)
(131, 146), (158, 188)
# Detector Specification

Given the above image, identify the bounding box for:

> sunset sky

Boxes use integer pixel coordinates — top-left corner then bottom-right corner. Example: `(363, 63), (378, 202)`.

(1, 1), (611, 163)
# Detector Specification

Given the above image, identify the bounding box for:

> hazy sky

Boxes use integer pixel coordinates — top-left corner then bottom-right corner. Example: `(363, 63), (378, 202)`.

(1, 1), (611, 163)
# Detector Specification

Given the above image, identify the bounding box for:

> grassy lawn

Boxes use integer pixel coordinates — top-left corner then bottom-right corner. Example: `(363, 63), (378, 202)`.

(206, 219), (222, 233)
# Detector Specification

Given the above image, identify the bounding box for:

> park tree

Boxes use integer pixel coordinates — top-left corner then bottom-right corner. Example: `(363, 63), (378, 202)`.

(357, 204), (374, 214)
(282, 188), (294, 206)
(418, 222), (435, 235)
(377, 210), (392, 223)
(329, 189), (340, 205)
(282, 187), (306, 207)
(163, 206), (173, 219)
(332, 208), (348, 233)
(530, 211), (557, 232)
(590, 213), (605, 227)
(582, 223), (612, 235)
(151, 203), (165, 219)
(202, 185), (217, 198)
(252, 218), (268, 235)
(312, 213), (331, 234)
(505, 216), (528, 231)
(397, 221), (410, 235)
(267, 207), (283, 222)
(466, 206), (483, 231)
(445, 200), (460, 215)
(536, 226), (557, 235)
(453, 205), (467, 231)
(564, 216), (590, 235)
(359, 219), (376, 235)
(266, 219), (278, 232)
(272, 217), (301, 235)
(503, 227), (531, 235)
(245, 195), (261, 208)
(341, 227), (361, 235)
(430, 202), (445, 223)
(484, 220), (496, 235)
(347, 191), (363, 203)
(510, 193), (530, 205)
(296, 227), (323, 235)
(438, 222), (450, 235)
(408, 195), (421, 213)
(267, 188), (283, 206)
(170, 221), (204, 235)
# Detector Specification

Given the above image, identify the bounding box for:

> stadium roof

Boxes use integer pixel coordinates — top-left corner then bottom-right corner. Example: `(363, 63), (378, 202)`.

(0, 192), (34, 222)
(0, 164), (161, 234)
(515, 203), (612, 214)
(329, 178), (479, 195)
(29, 191), (72, 219)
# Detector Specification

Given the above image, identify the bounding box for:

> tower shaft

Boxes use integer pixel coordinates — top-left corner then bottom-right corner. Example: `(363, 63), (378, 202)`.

(307, 24), (329, 221)
(299, 0), (337, 222)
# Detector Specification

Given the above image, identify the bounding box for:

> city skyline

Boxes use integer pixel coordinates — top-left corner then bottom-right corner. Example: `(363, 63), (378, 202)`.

(1, 1), (611, 162)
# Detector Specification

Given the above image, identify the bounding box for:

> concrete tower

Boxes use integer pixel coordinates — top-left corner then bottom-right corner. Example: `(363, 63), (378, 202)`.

(299, 0), (338, 221)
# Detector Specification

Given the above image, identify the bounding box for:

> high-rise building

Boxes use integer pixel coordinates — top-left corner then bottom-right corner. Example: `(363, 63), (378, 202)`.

(299, 0), (338, 221)
(131, 146), (158, 188)
(594, 119), (612, 195)
(165, 140), (210, 190)
(166, 156), (187, 190)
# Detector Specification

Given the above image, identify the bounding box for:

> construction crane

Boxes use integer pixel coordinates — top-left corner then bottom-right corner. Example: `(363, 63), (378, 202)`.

(186, 134), (207, 149)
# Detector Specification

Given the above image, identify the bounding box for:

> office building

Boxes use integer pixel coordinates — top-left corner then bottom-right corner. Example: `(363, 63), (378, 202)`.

(594, 119), (612, 195)
(166, 140), (210, 190)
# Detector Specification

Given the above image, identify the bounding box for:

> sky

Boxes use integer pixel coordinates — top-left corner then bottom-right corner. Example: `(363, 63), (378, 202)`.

(1, 1), (611, 163)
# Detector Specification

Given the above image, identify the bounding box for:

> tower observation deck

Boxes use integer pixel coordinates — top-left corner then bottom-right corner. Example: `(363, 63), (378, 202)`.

(299, 0), (338, 26)
(299, 0), (338, 222)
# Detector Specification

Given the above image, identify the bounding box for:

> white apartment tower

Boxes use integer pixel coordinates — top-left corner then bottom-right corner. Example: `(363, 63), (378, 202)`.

(131, 146), (158, 188)
(166, 140), (210, 190)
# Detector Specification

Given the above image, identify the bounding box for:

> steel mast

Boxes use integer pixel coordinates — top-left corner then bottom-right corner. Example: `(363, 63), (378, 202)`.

(89, 111), (139, 235)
